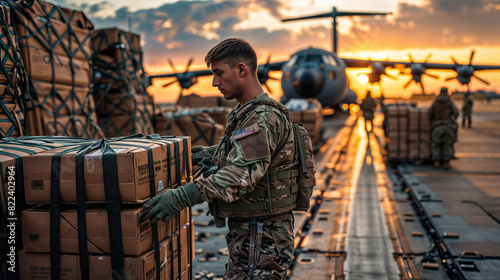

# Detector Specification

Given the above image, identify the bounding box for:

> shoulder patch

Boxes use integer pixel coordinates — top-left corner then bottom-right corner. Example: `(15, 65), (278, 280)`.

(233, 123), (260, 140)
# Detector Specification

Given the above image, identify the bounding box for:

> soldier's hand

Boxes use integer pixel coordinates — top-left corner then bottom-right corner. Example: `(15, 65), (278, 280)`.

(191, 146), (205, 154)
(141, 181), (203, 223)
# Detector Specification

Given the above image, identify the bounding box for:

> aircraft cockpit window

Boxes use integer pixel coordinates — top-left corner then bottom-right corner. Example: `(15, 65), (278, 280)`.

(296, 54), (324, 64)
(322, 54), (337, 66)
(284, 55), (298, 68)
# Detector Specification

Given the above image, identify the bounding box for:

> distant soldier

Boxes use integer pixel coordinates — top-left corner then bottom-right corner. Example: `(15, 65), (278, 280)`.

(462, 92), (473, 128)
(428, 87), (459, 169)
(360, 90), (378, 134)
(142, 38), (313, 279)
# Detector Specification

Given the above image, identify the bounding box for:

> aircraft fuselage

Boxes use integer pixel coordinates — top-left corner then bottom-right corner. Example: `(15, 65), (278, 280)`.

(280, 48), (349, 108)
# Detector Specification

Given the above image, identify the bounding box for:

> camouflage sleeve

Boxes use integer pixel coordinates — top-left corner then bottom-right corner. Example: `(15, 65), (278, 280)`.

(193, 110), (283, 203)
(451, 101), (459, 119)
(192, 145), (218, 159)
(428, 101), (435, 121)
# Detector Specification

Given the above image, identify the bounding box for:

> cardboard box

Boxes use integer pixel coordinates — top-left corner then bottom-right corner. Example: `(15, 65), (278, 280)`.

(19, 223), (194, 280)
(14, 3), (93, 61)
(164, 112), (224, 146)
(386, 105), (409, 117)
(92, 28), (141, 54)
(22, 205), (189, 255)
(23, 137), (191, 203)
(98, 110), (155, 137)
(12, 0), (93, 87)
(94, 92), (154, 117)
(0, 101), (24, 138)
(176, 93), (239, 108)
(25, 109), (103, 139)
(27, 80), (95, 116)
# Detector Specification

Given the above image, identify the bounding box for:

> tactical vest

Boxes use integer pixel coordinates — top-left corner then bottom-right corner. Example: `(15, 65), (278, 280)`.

(210, 98), (315, 220)
(434, 99), (451, 120)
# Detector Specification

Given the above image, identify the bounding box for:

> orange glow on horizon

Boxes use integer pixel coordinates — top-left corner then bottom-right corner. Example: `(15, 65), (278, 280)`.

(146, 46), (500, 104)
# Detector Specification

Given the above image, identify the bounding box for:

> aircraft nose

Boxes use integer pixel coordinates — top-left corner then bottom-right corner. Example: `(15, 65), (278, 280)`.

(292, 67), (325, 98)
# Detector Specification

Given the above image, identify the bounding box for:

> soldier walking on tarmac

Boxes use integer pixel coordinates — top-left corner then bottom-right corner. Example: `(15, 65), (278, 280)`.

(142, 38), (314, 279)
(462, 92), (473, 128)
(360, 90), (378, 134)
(428, 87), (459, 169)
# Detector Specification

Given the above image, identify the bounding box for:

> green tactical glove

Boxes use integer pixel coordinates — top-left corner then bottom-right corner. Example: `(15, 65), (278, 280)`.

(141, 181), (203, 223)
(191, 146), (205, 153)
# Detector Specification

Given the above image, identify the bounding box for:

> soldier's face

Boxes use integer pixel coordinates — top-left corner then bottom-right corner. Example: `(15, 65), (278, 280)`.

(211, 60), (242, 100)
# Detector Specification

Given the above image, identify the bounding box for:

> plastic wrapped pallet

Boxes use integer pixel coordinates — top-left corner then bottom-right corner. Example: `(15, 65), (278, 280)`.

(91, 28), (155, 137)
(155, 110), (224, 146)
(0, 2), (29, 137)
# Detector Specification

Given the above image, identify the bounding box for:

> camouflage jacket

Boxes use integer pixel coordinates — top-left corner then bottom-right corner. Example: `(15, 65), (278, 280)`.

(462, 96), (473, 115)
(428, 95), (459, 128)
(192, 94), (297, 227)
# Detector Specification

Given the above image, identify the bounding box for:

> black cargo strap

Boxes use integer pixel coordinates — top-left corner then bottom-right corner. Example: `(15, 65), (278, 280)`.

(219, 193), (297, 212)
(293, 123), (308, 176)
(50, 145), (83, 280)
(107, 140), (162, 280)
(246, 219), (263, 279)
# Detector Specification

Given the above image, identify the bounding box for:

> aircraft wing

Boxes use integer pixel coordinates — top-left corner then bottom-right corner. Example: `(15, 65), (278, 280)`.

(148, 69), (213, 80)
(342, 58), (500, 71)
(267, 61), (287, 71)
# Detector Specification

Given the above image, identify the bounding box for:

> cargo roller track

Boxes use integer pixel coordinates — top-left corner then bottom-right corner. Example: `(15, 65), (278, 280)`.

(288, 117), (424, 280)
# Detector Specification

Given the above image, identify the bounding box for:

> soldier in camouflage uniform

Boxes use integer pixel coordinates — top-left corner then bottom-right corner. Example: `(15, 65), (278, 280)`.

(428, 87), (459, 169)
(360, 90), (378, 134)
(462, 92), (473, 128)
(143, 38), (305, 279)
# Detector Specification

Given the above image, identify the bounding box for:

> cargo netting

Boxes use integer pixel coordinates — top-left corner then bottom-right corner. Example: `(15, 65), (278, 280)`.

(0, 1), (29, 137)
(91, 28), (155, 137)
(7, 0), (103, 139)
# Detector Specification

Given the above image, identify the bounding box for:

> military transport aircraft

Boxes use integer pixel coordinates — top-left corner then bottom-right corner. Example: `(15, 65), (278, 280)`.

(147, 6), (500, 109)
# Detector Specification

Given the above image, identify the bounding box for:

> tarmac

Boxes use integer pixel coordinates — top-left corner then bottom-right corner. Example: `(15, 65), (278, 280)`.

(190, 98), (500, 280)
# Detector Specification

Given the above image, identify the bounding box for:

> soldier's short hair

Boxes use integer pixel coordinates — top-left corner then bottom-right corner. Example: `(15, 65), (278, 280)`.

(205, 38), (258, 74)
(440, 87), (448, 95)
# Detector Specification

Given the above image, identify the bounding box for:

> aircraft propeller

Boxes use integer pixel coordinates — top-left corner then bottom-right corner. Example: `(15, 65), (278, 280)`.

(257, 54), (279, 93)
(359, 61), (397, 84)
(399, 53), (438, 94)
(445, 50), (490, 89)
(162, 58), (198, 91)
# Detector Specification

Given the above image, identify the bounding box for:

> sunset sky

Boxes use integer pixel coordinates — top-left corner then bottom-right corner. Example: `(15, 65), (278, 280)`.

(57, 0), (500, 103)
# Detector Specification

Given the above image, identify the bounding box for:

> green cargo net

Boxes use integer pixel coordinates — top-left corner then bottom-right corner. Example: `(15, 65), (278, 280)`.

(8, 0), (102, 139)
(92, 28), (155, 137)
(0, 1), (29, 137)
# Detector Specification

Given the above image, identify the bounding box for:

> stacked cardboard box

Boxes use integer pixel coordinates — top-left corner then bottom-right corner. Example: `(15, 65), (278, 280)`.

(15, 136), (194, 280)
(408, 107), (431, 160)
(92, 28), (155, 137)
(288, 99), (323, 146)
(8, 0), (103, 139)
(156, 110), (224, 146)
(0, 3), (28, 137)
(384, 104), (432, 161)
(188, 107), (231, 127)
(176, 93), (239, 109)
(0, 137), (91, 279)
(385, 105), (409, 159)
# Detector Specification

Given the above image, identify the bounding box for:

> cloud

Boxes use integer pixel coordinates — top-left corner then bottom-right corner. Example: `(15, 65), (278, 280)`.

(62, 0), (500, 71)
(341, 0), (500, 51)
